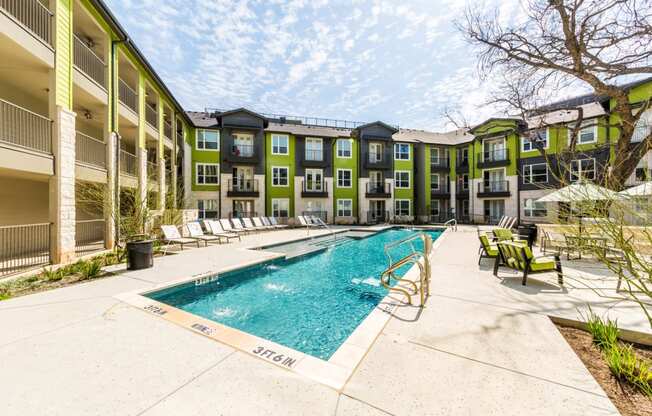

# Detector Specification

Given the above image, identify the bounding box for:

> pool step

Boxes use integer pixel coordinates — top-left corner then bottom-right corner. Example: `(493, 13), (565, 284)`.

(311, 237), (353, 249)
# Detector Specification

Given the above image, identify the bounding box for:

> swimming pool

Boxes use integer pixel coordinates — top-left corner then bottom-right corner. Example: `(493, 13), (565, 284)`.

(145, 228), (442, 360)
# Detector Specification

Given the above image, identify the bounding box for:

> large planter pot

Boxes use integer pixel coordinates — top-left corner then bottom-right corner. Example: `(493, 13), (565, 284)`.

(126, 240), (154, 270)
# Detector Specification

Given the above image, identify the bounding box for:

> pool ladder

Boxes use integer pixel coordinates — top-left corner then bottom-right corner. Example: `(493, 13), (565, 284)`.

(380, 233), (433, 306)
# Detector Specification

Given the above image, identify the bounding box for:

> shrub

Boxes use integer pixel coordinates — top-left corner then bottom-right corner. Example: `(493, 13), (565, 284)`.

(605, 344), (652, 397)
(80, 260), (102, 280)
(586, 311), (619, 351)
(40, 267), (63, 282)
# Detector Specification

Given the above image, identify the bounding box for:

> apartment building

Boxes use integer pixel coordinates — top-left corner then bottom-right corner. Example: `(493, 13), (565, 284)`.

(0, 0), (189, 276)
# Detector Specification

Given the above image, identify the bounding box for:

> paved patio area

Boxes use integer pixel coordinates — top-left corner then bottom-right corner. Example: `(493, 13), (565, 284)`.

(1, 225), (643, 415)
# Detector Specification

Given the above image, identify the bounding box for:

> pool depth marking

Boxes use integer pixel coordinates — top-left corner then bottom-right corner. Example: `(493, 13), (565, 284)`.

(252, 346), (297, 368)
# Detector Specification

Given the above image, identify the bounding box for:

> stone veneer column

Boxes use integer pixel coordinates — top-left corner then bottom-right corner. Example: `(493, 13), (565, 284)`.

(104, 132), (117, 249)
(49, 106), (77, 264)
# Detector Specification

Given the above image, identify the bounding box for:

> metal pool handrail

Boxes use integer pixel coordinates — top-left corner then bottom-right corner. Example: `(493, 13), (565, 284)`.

(381, 232), (433, 307)
(380, 252), (423, 305)
(384, 232), (424, 265)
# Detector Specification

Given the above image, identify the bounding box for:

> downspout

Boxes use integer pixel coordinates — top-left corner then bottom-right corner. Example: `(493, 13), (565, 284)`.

(111, 37), (127, 245)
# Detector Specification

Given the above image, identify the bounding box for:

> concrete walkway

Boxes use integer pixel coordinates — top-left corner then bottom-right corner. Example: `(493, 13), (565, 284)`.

(0, 226), (626, 415)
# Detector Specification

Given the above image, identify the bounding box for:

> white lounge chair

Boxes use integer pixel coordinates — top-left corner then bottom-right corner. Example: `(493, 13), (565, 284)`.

(230, 218), (251, 234)
(268, 217), (288, 229)
(253, 217), (273, 230)
(220, 219), (247, 235)
(243, 217), (265, 232)
(160, 224), (202, 253)
(204, 220), (241, 242)
(297, 216), (311, 227)
(186, 222), (222, 245)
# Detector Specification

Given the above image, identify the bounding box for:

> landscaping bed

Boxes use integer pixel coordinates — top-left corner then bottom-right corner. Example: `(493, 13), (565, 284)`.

(556, 324), (652, 416)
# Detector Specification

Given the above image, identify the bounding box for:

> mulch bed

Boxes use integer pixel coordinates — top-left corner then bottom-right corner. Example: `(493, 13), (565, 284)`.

(556, 324), (652, 416)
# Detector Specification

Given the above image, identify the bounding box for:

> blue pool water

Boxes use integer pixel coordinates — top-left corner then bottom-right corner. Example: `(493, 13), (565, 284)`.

(146, 228), (442, 359)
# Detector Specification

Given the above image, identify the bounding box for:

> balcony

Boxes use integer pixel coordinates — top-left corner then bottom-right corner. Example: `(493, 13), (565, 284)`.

(73, 34), (106, 89)
(456, 157), (469, 173)
(164, 120), (172, 140)
(477, 149), (510, 168)
(0, 98), (51, 154)
(1, 0), (53, 47)
(477, 180), (510, 198)
(226, 143), (259, 164)
(301, 179), (328, 198)
(430, 157), (449, 171)
(455, 183), (469, 197)
(364, 150), (392, 169)
(119, 149), (137, 176)
(75, 132), (105, 169)
(365, 182), (391, 198)
(75, 219), (105, 256)
(147, 161), (158, 180)
(227, 179), (259, 197)
(145, 104), (158, 129)
(118, 79), (138, 114)
(301, 149), (328, 167)
(430, 183), (450, 198)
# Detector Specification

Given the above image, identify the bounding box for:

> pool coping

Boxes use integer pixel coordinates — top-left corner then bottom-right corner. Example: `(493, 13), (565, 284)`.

(115, 227), (450, 391)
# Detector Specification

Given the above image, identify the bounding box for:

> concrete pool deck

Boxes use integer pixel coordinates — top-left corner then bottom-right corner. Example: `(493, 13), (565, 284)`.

(0, 225), (641, 415)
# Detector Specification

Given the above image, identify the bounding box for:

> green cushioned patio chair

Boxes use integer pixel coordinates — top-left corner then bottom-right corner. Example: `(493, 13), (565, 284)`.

(494, 241), (563, 286)
(492, 228), (527, 244)
(478, 233), (499, 265)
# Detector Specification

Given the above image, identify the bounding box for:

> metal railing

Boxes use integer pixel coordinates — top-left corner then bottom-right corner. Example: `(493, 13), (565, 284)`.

(430, 183), (450, 194)
(302, 179), (327, 193)
(75, 219), (105, 255)
(367, 150), (391, 163)
(0, 223), (50, 277)
(0, 98), (51, 153)
(120, 149), (137, 176)
(430, 157), (449, 168)
(1, 0), (53, 46)
(479, 180), (509, 193)
(145, 104), (158, 128)
(228, 179), (259, 193)
(366, 182), (391, 195)
(229, 211), (257, 219)
(303, 211), (327, 222)
(147, 161), (158, 179)
(75, 132), (105, 168)
(206, 107), (369, 129)
(304, 149), (323, 161)
(381, 233), (432, 306)
(118, 79), (138, 113)
(232, 143), (254, 157)
(632, 122), (650, 143)
(479, 148), (509, 163)
(164, 120), (172, 140)
(367, 210), (390, 224)
(73, 34), (106, 88)
(456, 182), (469, 193)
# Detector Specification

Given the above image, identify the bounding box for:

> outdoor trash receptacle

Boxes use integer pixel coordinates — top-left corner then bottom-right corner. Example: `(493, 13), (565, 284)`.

(126, 240), (154, 270)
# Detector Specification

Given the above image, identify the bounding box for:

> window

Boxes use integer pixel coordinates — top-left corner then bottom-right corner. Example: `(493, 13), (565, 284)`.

(337, 169), (352, 188)
(633, 116), (651, 143)
(430, 146), (440, 164)
(272, 167), (289, 186)
(521, 129), (548, 152)
(196, 129), (219, 150)
(196, 163), (219, 185)
(568, 120), (598, 144)
(524, 198), (547, 217)
(272, 198), (289, 218)
(461, 199), (470, 216)
(305, 137), (323, 160)
(272, 134), (289, 155)
(394, 143), (410, 160)
(430, 173), (440, 191)
(395, 171), (410, 188)
(337, 199), (353, 217)
(233, 133), (254, 156)
(461, 174), (469, 190)
(522, 163), (549, 184)
(337, 139), (352, 158)
(570, 158), (596, 181)
(395, 200), (410, 216)
(197, 200), (219, 219)
(636, 167), (649, 182)
(430, 200), (440, 216)
(458, 148), (469, 164)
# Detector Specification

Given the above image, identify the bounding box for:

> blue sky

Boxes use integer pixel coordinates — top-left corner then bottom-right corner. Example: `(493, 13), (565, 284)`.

(105, 0), (529, 130)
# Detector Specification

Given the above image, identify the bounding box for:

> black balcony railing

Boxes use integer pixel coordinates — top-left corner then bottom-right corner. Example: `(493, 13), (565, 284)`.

(364, 150), (392, 169)
(301, 179), (328, 196)
(478, 180), (510, 196)
(456, 157), (469, 172)
(1, 0), (53, 46)
(0, 223), (50, 277)
(304, 149), (323, 161)
(119, 150), (137, 176)
(367, 210), (390, 224)
(478, 149), (509, 166)
(232, 143), (254, 157)
(430, 157), (449, 169)
(430, 184), (450, 195)
(75, 219), (105, 256)
(303, 211), (327, 222)
(227, 179), (259, 196)
(365, 182), (391, 197)
(455, 183), (470, 194)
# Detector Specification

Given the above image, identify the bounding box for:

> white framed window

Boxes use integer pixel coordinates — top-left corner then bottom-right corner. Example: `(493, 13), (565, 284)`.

(337, 199), (353, 217)
(336, 139), (352, 158)
(272, 166), (289, 186)
(271, 134), (289, 155)
(430, 200), (440, 216)
(196, 129), (220, 151)
(195, 163), (219, 185)
(522, 163), (549, 184)
(233, 132), (254, 157)
(524, 198), (547, 217)
(570, 158), (596, 181)
(305, 137), (323, 161)
(430, 173), (440, 191)
(337, 169), (352, 188)
(430, 146), (440, 163)
(197, 199), (219, 219)
(633, 115), (651, 143)
(395, 199), (410, 216)
(521, 128), (548, 152)
(272, 198), (290, 218)
(568, 120), (598, 145)
(395, 171), (410, 188)
(394, 143), (410, 160)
